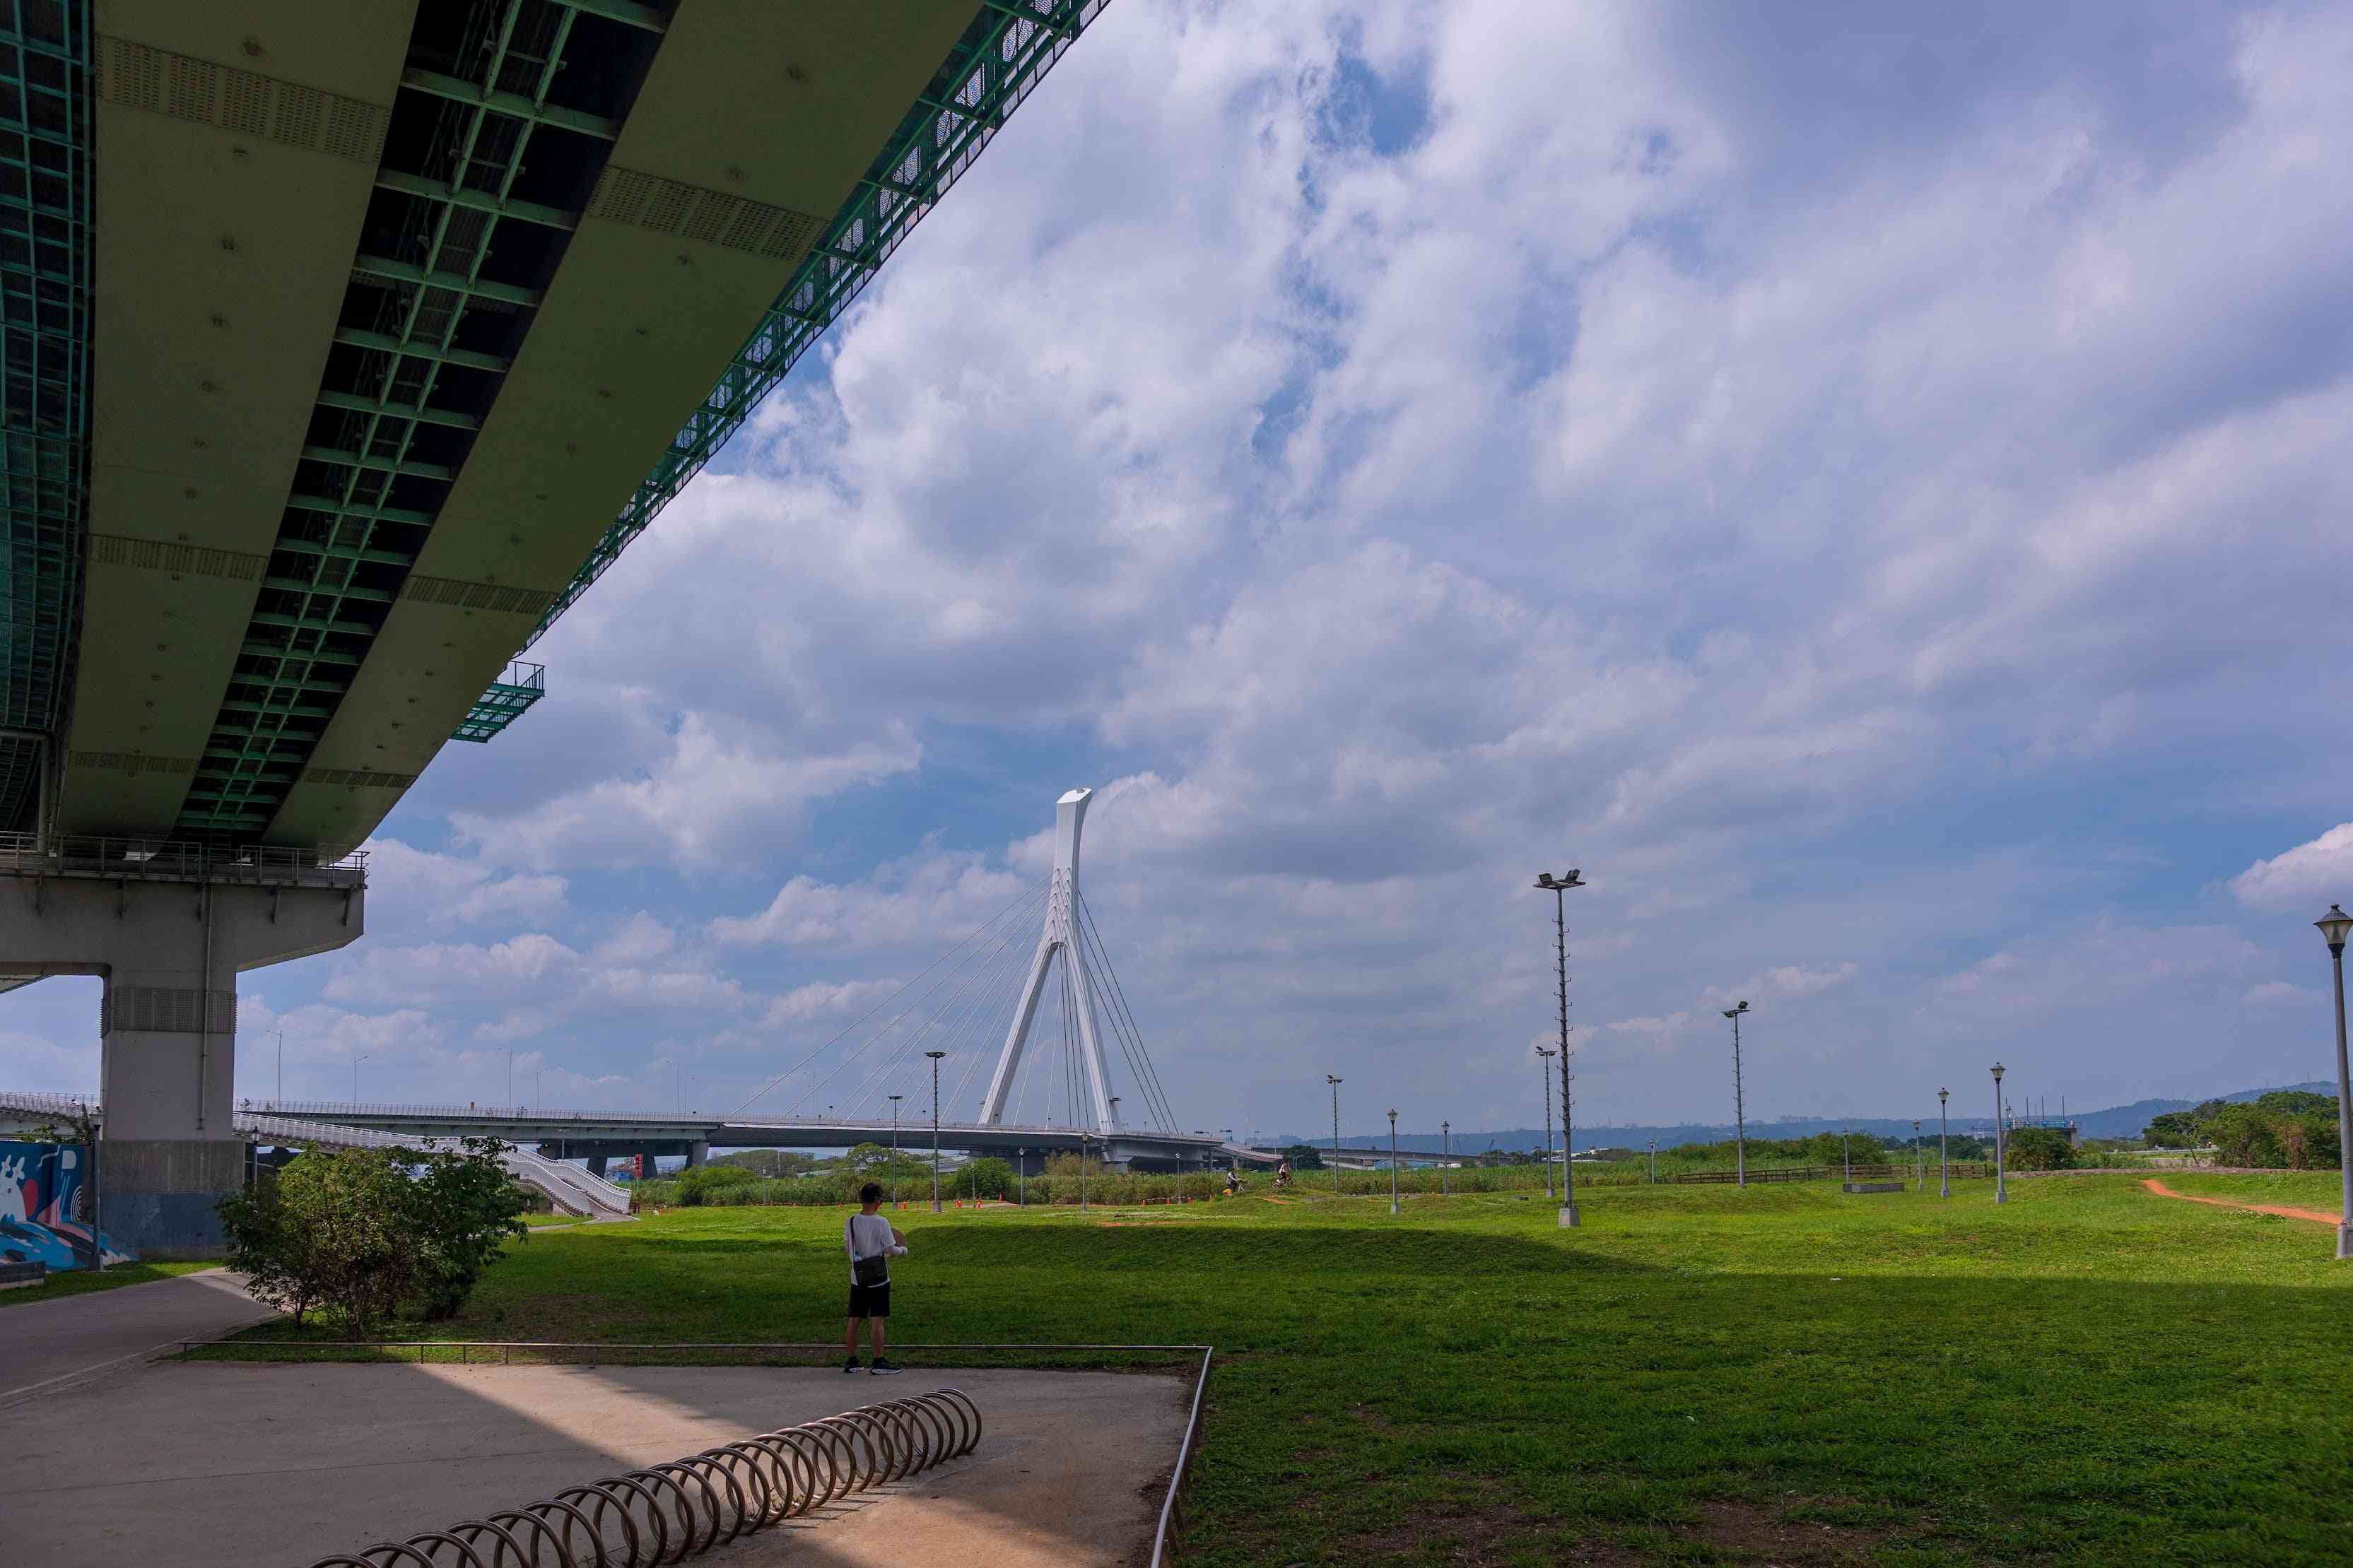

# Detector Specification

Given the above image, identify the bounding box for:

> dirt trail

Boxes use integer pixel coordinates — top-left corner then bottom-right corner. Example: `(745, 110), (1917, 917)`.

(2141, 1177), (2343, 1225)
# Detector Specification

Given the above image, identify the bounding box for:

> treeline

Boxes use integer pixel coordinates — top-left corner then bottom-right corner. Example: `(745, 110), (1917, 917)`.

(2144, 1092), (2343, 1169)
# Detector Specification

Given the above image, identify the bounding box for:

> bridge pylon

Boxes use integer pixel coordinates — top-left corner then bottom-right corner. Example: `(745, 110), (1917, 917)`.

(979, 789), (1118, 1133)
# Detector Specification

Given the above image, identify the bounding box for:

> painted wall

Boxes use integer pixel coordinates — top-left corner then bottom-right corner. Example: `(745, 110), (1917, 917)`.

(0, 1140), (136, 1269)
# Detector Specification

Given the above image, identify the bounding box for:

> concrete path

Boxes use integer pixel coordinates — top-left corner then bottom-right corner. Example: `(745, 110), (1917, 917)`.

(0, 1268), (275, 1408)
(4, 1362), (1189, 1567)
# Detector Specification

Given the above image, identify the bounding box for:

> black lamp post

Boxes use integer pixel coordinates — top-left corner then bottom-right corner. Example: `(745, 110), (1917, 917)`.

(1535, 1046), (1556, 1200)
(1991, 1061), (2007, 1205)
(1533, 870), (1585, 1227)
(1326, 1074), (1344, 1197)
(2316, 904), (2353, 1261)
(1388, 1109), (1400, 1215)
(1723, 1001), (1751, 1188)
(1440, 1119), (1450, 1196)
(1937, 1087), (1949, 1198)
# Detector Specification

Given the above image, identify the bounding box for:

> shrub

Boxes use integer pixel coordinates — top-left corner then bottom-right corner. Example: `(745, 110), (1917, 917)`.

(2002, 1126), (2077, 1172)
(216, 1138), (527, 1337)
(674, 1163), (759, 1206)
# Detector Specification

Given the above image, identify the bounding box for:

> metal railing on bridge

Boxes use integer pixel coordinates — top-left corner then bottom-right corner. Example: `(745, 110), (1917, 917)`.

(250, 1100), (1216, 1142)
(0, 833), (367, 889)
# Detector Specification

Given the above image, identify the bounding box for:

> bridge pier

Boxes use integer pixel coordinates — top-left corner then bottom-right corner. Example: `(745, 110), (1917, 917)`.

(0, 863), (363, 1258)
(586, 1153), (608, 1179)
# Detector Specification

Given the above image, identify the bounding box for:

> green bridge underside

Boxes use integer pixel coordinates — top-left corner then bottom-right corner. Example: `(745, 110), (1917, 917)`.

(0, 0), (1107, 841)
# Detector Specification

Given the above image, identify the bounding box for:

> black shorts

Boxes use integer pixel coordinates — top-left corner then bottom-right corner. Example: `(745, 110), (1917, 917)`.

(848, 1280), (890, 1319)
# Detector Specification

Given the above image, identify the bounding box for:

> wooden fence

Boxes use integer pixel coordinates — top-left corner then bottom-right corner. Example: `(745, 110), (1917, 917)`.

(1673, 1162), (1991, 1185)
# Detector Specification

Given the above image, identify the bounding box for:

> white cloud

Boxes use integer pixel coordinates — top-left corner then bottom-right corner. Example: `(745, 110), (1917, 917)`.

(2242, 980), (2319, 1009)
(2231, 824), (2353, 914)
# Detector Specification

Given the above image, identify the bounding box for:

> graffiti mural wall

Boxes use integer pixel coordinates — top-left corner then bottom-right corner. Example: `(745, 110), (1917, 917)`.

(0, 1140), (136, 1270)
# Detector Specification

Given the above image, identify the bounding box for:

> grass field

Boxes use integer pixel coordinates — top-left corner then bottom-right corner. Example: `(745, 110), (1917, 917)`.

(218, 1172), (2352, 1565)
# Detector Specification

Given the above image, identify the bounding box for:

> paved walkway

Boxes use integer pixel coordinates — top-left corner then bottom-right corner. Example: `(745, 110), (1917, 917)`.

(3, 1362), (1187, 1567)
(0, 1268), (275, 1408)
(2141, 1177), (2345, 1225)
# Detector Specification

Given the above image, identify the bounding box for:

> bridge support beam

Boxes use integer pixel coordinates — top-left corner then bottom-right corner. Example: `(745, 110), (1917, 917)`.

(0, 873), (363, 1257)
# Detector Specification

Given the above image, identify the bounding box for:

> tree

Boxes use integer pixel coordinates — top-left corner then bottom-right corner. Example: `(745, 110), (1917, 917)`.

(961, 1157), (1014, 1199)
(2144, 1111), (2202, 1146)
(674, 1163), (760, 1206)
(2206, 1104), (2285, 1169)
(216, 1138), (526, 1337)
(1284, 1143), (1325, 1170)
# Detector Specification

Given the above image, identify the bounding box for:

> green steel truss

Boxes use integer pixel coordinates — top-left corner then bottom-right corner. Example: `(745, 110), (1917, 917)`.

(0, 1), (91, 834)
(451, 657), (542, 741)
(177, 0), (664, 837)
(522, 0), (1110, 648)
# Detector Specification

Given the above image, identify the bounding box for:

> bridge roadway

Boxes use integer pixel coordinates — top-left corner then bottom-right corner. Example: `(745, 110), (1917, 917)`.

(249, 1101), (1246, 1173)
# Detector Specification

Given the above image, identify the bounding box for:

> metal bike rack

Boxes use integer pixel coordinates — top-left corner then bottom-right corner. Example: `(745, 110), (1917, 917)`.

(303, 1389), (981, 1567)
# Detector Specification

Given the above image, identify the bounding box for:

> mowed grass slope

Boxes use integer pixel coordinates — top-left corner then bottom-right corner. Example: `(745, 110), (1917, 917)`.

(230, 1175), (2353, 1564)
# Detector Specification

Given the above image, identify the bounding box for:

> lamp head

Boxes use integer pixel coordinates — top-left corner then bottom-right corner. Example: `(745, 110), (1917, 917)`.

(2318, 904), (2353, 950)
(1991, 1061), (2005, 1083)
(1938, 1087), (1948, 1102)
(1534, 869), (1585, 890)
(1722, 999), (1749, 1018)
(1327, 1073), (1343, 1085)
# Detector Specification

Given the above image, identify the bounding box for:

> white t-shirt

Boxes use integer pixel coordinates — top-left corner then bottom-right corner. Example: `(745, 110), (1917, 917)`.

(844, 1211), (907, 1283)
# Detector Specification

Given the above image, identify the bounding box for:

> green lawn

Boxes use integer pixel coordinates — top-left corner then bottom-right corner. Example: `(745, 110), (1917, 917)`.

(0, 1259), (217, 1308)
(220, 1175), (2353, 1564)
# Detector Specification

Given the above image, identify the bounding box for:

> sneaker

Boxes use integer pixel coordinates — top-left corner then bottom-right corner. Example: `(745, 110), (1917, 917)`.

(869, 1358), (903, 1376)
(843, 1356), (862, 1374)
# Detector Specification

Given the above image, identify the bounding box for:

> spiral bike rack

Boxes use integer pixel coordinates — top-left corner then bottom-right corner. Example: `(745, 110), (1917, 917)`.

(304, 1388), (982, 1568)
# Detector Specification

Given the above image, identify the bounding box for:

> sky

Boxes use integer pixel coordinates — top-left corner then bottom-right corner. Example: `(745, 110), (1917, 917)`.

(10, 0), (2353, 1138)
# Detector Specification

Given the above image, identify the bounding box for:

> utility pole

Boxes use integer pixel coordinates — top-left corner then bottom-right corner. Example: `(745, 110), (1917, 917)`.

(1536, 1047), (1556, 1199)
(1326, 1074), (1344, 1197)
(926, 1051), (946, 1213)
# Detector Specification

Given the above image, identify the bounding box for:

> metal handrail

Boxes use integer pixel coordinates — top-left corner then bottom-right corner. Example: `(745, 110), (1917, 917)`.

(245, 1099), (1216, 1139)
(0, 832), (366, 888)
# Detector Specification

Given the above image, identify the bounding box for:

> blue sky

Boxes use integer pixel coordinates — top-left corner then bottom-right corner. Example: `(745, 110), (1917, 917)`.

(10, 0), (2353, 1136)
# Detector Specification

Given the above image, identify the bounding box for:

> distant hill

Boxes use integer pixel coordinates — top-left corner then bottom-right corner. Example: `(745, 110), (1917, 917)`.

(1267, 1080), (2338, 1153)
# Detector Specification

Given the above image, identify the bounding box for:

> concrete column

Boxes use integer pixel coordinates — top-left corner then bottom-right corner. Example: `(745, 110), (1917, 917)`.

(685, 1140), (708, 1169)
(586, 1153), (608, 1179)
(0, 873), (362, 1257)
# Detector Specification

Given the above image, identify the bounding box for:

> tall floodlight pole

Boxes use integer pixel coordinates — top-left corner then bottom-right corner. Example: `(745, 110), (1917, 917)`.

(1937, 1087), (1950, 1198)
(1388, 1109), (1401, 1215)
(1441, 1120), (1450, 1196)
(1722, 1001), (1751, 1188)
(1535, 1047), (1557, 1199)
(1991, 1061), (2007, 1205)
(275, 1023), (285, 1107)
(353, 1054), (368, 1103)
(1533, 870), (1585, 1228)
(1327, 1075), (1344, 1197)
(1914, 1119), (1923, 1191)
(926, 1051), (946, 1213)
(2315, 905), (2353, 1260)
(888, 1095), (903, 1205)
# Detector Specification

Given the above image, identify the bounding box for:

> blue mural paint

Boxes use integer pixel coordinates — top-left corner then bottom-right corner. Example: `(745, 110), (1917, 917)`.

(0, 1140), (136, 1269)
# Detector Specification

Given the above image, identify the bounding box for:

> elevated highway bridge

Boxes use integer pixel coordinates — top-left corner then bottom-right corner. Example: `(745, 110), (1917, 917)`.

(0, 0), (1113, 1254)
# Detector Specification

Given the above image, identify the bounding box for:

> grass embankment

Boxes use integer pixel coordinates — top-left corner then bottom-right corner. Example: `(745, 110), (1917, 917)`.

(219, 1175), (2352, 1565)
(0, 1259), (217, 1308)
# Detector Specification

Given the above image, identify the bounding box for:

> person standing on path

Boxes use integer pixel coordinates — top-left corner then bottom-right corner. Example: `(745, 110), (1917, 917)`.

(843, 1182), (908, 1375)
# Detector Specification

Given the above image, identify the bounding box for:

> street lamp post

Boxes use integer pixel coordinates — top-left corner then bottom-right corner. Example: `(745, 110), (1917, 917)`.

(275, 1023), (285, 1107)
(1841, 1128), (1851, 1185)
(1533, 870), (1585, 1228)
(1326, 1074), (1344, 1197)
(1535, 1047), (1557, 1199)
(1441, 1120), (1450, 1196)
(1914, 1119), (1923, 1191)
(1723, 1001), (1751, 1188)
(1388, 1109), (1400, 1215)
(1937, 1088), (1950, 1198)
(1018, 1147), (1026, 1208)
(925, 1051), (946, 1213)
(353, 1054), (368, 1103)
(888, 1095), (903, 1205)
(1991, 1062), (2007, 1205)
(1079, 1130), (1089, 1213)
(2315, 904), (2353, 1260)
(1648, 1139), (1657, 1184)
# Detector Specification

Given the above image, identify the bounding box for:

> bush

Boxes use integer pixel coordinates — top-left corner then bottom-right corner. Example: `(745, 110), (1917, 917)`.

(674, 1163), (760, 1206)
(2002, 1126), (2077, 1172)
(217, 1138), (527, 1337)
(958, 1157), (1014, 1200)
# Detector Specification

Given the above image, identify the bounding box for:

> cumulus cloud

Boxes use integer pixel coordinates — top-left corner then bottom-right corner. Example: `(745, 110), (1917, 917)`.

(12, 1), (2345, 1130)
(2231, 825), (2353, 914)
